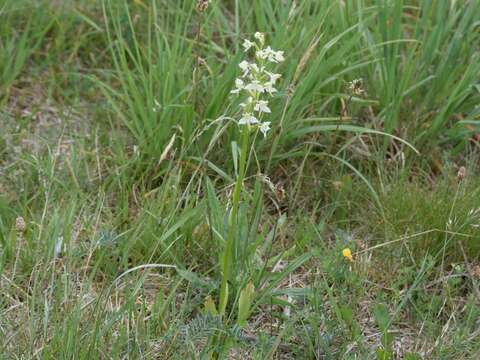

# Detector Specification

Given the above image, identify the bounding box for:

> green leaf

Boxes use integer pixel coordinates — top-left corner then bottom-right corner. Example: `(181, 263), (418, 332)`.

(237, 281), (255, 328)
(288, 125), (418, 154)
(373, 303), (394, 353)
(373, 303), (391, 332)
(340, 305), (361, 339)
(204, 296), (218, 316)
(376, 348), (394, 360)
(231, 141), (239, 177)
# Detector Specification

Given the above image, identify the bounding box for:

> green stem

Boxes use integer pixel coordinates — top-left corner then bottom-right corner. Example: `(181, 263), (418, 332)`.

(219, 126), (250, 316)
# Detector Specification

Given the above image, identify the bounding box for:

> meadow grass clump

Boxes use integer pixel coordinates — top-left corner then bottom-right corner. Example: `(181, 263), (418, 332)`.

(218, 31), (284, 316)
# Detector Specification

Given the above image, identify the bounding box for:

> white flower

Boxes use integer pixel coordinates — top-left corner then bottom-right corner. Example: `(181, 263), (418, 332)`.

(254, 100), (271, 113)
(266, 71), (282, 84)
(239, 60), (249, 71)
(256, 46), (285, 63)
(263, 81), (277, 94)
(273, 50), (285, 62)
(239, 60), (250, 76)
(246, 63), (260, 78)
(239, 61), (260, 78)
(255, 48), (268, 60)
(243, 39), (255, 51)
(249, 63), (260, 73)
(239, 113), (259, 126)
(230, 35), (283, 137)
(245, 80), (265, 93)
(256, 47), (270, 61)
(259, 122), (271, 137)
(254, 32), (265, 44)
(230, 78), (245, 94)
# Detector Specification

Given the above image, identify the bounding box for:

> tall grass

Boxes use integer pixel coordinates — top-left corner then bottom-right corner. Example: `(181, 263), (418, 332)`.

(366, 0), (480, 145)
(94, 0), (480, 181)
(0, 1), (52, 102)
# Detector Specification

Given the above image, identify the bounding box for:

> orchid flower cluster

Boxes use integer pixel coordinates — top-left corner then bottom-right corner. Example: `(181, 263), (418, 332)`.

(230, 32), (284, 137)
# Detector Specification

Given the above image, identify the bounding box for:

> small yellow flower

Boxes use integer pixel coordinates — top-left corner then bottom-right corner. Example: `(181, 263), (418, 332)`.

(342, 248), (353, 262)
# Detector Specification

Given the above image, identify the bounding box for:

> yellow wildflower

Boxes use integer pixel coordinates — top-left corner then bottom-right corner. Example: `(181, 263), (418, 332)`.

(342, 248), (353, 262)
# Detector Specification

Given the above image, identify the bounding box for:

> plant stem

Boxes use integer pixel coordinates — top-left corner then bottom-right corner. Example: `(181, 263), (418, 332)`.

(219, 127), (250, 316)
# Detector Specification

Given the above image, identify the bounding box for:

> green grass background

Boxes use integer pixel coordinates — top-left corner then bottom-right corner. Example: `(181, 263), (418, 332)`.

(1, 0), (480, 358)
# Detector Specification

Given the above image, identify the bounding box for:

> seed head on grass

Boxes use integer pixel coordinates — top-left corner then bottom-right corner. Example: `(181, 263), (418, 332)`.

(15, 216), (26, 233)
(231, 32), (284, 137)
(346, 78), (366, 96)
(456, 166), (466, 182)
(196, 0), (210, 12)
